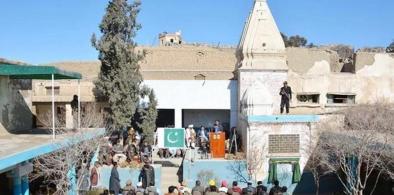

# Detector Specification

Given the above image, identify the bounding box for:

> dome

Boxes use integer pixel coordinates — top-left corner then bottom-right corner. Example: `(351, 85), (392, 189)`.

(241, 83), (274, 116)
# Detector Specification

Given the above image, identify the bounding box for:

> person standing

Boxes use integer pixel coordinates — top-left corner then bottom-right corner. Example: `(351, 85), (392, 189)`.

(279, 81), (292, 114)
(190, 125), (196, 149)
(90, 161), (101, 189)
(199, 126), (208, 143)
(185, 125), (192, 148)
(213, 120), (223, 133)
(139, 158), (155, 189)
(77, 164), (90, 195)
(109, 162), (121, 195)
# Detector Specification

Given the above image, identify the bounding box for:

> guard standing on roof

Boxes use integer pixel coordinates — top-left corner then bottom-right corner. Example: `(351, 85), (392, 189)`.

(279, 81), (292, 114)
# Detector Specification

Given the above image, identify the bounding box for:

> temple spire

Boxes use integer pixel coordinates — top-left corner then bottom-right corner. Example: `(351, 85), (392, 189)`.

(237, 0), (287, 70)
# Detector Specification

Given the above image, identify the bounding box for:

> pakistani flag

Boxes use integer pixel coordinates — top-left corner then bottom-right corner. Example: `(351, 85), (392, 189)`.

(164, 128), (185, 148)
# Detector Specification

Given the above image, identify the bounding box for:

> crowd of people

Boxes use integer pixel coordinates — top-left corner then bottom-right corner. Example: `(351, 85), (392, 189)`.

(165, 180), (289, 195)
(75, 127), (158, 195)
(98, 127), (153, 165)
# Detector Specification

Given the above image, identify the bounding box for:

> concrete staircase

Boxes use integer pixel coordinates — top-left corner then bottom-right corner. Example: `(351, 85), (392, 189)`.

(152, 150), (183, 194)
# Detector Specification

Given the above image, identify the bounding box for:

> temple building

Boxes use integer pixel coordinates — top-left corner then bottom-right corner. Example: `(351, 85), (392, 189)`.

(27, 1), (394, 191)
(1, 0), (394, 194)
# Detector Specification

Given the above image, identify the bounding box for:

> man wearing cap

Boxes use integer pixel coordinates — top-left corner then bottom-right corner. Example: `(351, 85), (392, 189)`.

(218, 180), (229, 195)
(205, 179), (219, 194)
(279, 81), (292, 114)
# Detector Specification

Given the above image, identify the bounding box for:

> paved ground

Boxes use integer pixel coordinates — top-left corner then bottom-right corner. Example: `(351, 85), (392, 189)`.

(0, 128), (102, 162)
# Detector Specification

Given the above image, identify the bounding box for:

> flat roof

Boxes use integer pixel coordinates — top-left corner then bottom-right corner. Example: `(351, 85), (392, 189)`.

(0, 63), (82, 80)
(247, 115), (320, 123)
(0, 128), (104, 173)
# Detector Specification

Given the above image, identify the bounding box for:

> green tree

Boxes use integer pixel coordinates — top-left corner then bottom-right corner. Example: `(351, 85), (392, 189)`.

(136, 87), (158, 144)
(307, 42), (317, 48)
(281, 32), (308, 47)
(92, 0), (144, 131)
(387, 40), (394, 53)
(287, 35), (308, 47)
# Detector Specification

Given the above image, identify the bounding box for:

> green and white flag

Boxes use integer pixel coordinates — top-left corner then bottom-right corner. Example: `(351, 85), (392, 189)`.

(156, 128), (185, 148)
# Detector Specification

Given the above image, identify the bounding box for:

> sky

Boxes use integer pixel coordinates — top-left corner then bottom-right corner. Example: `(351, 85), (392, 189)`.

(0, 0), (393, 64)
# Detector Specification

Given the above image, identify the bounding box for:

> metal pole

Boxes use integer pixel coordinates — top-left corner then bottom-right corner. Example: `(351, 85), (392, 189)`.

(51, 74), (55, 140)
(78, 79), (81, 130)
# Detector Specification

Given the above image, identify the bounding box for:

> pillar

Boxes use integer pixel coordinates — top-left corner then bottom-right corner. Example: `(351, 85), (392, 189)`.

(174, 108), (182, 128)
(67, 166), (76, 195)
(12, 174), (21, 195)
(65, 104), (73, 129)
(21, 176), (29, 195)
(7, 162), (32, 195)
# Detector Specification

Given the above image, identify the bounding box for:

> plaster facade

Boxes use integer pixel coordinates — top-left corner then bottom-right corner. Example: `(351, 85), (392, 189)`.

(0, 76), (33, 135)
(246, 121), (316, 190)
(289, 53), (394, 114)
(31, 46), (394, 116)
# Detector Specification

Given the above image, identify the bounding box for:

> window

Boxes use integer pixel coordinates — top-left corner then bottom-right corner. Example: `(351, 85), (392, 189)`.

(296, 93), (319, 104)
(57, 106), (65, 115)
(327, 94), (355, 104)
(45, 86), (60, 95)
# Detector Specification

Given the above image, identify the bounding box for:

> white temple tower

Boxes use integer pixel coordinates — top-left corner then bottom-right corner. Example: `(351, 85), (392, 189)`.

(237, 0), (288, 117)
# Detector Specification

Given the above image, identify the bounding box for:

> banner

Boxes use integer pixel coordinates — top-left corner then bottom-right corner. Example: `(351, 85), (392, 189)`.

(156, 128), (185, 148)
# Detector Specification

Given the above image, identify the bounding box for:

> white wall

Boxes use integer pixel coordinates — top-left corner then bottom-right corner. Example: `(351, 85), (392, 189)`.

(245, 121), (316, 193)
(238, 70), (288, 115)
(144, 80), (238, 128)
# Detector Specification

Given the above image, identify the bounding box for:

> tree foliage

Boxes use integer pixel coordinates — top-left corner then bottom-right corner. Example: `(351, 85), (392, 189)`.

(281, 33), (308, 47)
(92, 0), (144, 131)
(387, 40), (394, 53)
(135, 87), (158, 145)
